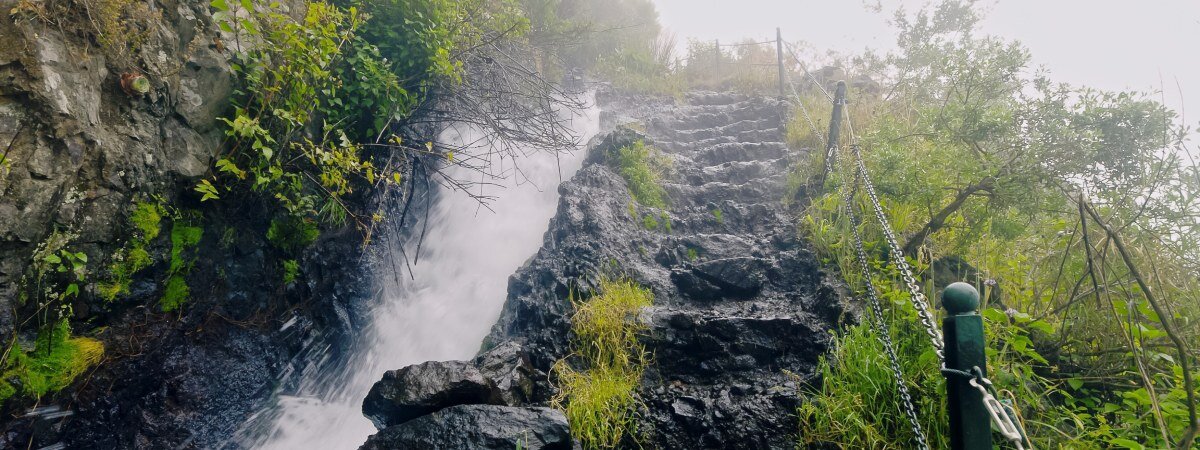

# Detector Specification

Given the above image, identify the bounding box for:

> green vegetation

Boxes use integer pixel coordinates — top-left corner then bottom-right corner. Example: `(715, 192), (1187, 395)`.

(614, 140), (669, 209)
(99, 201), (163, 301)
(552, 278), (653, 449)
(687, 248), (698, 262)
(792, 1), (1200, 448)
(0, 319), (104, 404)
(710, 208), (723, 224)
(6, 230), (102, 407)
(281, 259), (299, 285)
(266, 216), (320, 255)
(161, 216), (202, 312)
(640, 214), (658, 231)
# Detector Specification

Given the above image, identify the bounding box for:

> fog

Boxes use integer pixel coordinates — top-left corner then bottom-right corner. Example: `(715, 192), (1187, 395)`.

(654, 0), (1200, 137)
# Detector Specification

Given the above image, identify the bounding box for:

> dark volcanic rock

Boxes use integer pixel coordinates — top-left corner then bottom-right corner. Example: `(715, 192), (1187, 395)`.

(359, 405), (570, 450)
(363, 361), (500, 429)
(472, 341), (540, 406)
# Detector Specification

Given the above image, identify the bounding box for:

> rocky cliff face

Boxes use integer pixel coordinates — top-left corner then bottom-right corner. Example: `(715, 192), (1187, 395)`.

(0, 0), (230, 331)
(0, 3), (399, 448)
(361, 91), (853, 449)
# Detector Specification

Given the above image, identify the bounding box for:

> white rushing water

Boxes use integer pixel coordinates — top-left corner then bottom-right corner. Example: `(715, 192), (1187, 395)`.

(237, 92), (599, 450)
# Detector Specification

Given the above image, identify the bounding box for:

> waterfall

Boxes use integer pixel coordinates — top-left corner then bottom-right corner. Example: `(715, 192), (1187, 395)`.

(236, 92), (600, 450)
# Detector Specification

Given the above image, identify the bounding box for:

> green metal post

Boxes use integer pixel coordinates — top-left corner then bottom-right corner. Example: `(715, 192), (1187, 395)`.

(942, 282), (992, 450)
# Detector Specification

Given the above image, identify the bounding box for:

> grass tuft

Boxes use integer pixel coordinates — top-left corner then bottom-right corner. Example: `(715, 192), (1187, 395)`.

(552, 277), (653, 449)
(614, 140), (669, 209)
(0, 319), (104, 404)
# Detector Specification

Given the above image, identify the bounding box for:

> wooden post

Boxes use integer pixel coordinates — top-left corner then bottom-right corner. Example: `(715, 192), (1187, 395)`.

(942, 282), (993, 450)
(714, 39), (721, 81)
(776, 28), (785, 98)
(816, 80), (847, 188)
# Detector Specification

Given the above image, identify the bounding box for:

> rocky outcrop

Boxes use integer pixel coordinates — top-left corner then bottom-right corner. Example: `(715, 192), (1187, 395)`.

(363, 360), (500, 428)
(0, 0), (231, 326)
(361, 342), (542, 428)
(0, 2), (405, 448)
(362, 91), (851, 449)
(360, 405), (571, 450)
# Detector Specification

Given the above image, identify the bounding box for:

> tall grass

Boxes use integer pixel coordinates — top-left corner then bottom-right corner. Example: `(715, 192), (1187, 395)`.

(552, 278), (653, 449)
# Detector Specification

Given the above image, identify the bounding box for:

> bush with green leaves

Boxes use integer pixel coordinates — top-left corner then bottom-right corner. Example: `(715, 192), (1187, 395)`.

(201, 0), (411, 232)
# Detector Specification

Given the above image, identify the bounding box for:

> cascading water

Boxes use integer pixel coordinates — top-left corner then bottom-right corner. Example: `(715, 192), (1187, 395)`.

(236, 92), (599, 450)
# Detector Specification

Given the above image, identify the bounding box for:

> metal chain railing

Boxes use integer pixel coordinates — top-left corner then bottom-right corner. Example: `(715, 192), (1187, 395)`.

(842, 173), (932, 450)
(838, 92), (1032, 450)
(773, 26), (1032, 448)
(849, 143), (947, 365)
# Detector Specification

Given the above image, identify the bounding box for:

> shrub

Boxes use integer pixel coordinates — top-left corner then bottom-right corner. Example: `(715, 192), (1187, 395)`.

(202, 0), (409, 231)
(640, 214), (658, 231)
(552, 278), (653, 449)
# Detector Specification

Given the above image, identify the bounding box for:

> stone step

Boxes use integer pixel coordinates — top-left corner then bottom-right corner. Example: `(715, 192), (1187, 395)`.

(678, 159), (790, 186)
(653, 118), (784, 142)
(694, 141), (789, 165)
(654, 129), (785, 153)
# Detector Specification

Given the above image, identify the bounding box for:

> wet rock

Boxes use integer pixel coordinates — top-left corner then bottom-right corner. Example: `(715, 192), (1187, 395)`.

(363, 360), (500, 429)
(359, 405), (571, 450)
(473, 341), (539, 406)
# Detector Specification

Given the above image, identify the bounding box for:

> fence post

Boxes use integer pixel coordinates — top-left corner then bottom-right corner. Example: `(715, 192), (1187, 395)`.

(942, 282), (993, 450)
(776, 27), (785, 98)
(714, 39), (721, 81)
(816, 80), (847, 188)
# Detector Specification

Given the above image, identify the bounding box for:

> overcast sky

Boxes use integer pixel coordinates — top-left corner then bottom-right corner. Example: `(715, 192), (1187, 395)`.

(653, 0), (1200, 132)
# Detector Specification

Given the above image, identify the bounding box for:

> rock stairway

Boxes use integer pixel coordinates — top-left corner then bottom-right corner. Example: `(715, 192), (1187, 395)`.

(358, 91), (849, 449)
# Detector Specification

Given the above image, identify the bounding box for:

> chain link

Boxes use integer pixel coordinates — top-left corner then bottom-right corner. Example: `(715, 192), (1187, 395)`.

(843, 177), (931, 450)
(850, 144), (947, 365)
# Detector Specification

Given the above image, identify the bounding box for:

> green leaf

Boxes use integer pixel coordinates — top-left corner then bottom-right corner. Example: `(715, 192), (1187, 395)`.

(1110, 438), (1144, 450)
(1067, 378), (1083, 390)
(210, 0), (229, 11)
(195, 179), (221, 201)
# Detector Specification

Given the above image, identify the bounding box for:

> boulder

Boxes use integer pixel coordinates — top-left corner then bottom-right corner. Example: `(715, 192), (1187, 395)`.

(362, 361), (500, 429)
(473, 341), (539, 405)
(359, 405), (571, 450)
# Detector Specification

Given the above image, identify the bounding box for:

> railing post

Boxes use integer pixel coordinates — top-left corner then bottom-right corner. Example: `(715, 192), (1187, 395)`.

(714, 39), (721, 81)
(942, 282), (993, 450)
(776, 27), (785, 98)
(815, 80), (846, 188)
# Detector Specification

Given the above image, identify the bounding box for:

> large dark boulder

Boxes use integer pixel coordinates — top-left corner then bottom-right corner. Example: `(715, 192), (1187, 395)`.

(362, 361), (500, 429)
(359, 405), (571, 450)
